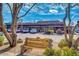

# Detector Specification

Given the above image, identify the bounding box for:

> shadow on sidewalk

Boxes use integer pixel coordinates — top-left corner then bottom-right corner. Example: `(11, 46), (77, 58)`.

(0, 46), (12, 54)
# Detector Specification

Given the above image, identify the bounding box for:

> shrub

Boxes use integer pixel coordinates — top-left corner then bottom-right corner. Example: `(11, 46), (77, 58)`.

(43, 47), (79, 56)
(0, 36), (4, 46)
(56, 29), (63, 34)
(43, 48), (55, 56)
(58, 39), (68, 49)
(54, 49), (62, 56)
(62, 47), (78, 56)
(0, 36), (4, 42)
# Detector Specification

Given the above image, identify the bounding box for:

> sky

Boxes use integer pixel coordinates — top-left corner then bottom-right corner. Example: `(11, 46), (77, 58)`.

(2, 3), (79, 25)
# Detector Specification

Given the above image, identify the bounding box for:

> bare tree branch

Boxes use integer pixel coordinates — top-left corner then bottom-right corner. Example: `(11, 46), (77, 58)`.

(17, 3), (23, 16)
(6, 3), (13, 17)
(67, 3), (71, 39)
(63, 7), (68, 42)
(0, 3), (12, 45)
(70, 3), (79, 8)
(17, 3), (36, 20)
(17, 3), (23, 8)
(71, 24), (77, 41)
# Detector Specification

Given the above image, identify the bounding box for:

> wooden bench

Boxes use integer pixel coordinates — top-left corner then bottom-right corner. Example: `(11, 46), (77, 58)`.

(20, 37), (53, 55)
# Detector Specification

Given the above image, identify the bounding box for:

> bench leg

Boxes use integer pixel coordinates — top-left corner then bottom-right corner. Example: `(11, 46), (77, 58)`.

(20, 48), (27, 55)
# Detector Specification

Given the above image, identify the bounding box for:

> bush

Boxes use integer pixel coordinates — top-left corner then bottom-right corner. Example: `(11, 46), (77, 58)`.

(0, 36), (4, 42)
(0, 36), (4, 46)
(43, 48), (55, 56)
(58, 39), (68, 49)
(62, 47), (78, 56)
(43, 47), (79, 56)
(43, 48), (63, 56)
(54, 49), (63, 56)
(56, 29), (63, 34)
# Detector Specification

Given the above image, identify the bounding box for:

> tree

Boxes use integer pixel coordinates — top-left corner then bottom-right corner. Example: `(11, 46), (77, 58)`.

(0, 3), (36, 47)
(63, 3), (79, 48)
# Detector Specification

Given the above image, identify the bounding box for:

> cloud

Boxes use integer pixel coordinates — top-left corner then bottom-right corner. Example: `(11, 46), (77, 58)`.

(49, 9), (58, 13)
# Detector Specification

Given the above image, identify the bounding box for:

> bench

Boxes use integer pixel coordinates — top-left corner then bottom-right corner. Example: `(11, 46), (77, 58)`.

(20, 37), (53, 55)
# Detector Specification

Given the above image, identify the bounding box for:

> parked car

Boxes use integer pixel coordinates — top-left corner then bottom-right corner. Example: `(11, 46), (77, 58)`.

(30, 29), (37, 34)
(22, 29), (29, 33)
(16, 29), (21, 33)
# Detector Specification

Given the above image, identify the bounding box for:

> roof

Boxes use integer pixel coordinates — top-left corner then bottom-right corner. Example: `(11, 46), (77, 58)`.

(37, 20), (63, 24)
(5, 21), (64, 27)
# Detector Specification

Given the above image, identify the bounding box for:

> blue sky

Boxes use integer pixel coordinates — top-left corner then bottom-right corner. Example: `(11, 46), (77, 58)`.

(2, 3), (79, 25)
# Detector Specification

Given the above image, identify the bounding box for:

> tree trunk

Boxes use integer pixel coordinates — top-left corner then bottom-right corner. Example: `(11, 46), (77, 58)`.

(63, 3), (78, 48)
(63, 4), (73, 48)
(0, 3), (13, 47)
(70, 24), (77, 48)
(63, 7), (68, 42)
(11, 4), (18, 47)
(67, 4), (72, 41)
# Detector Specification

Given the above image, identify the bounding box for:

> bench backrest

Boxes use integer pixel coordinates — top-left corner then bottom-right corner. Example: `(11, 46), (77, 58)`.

(24, 37), (53, 48)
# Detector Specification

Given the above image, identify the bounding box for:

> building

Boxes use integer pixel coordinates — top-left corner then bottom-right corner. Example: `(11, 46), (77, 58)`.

(36, 20), (64, 32)
(1, 20), (64, 33)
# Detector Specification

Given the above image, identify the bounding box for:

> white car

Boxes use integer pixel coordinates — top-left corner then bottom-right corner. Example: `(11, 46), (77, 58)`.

(30, 29), (37, 33)
(22, 29), (29, 33)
